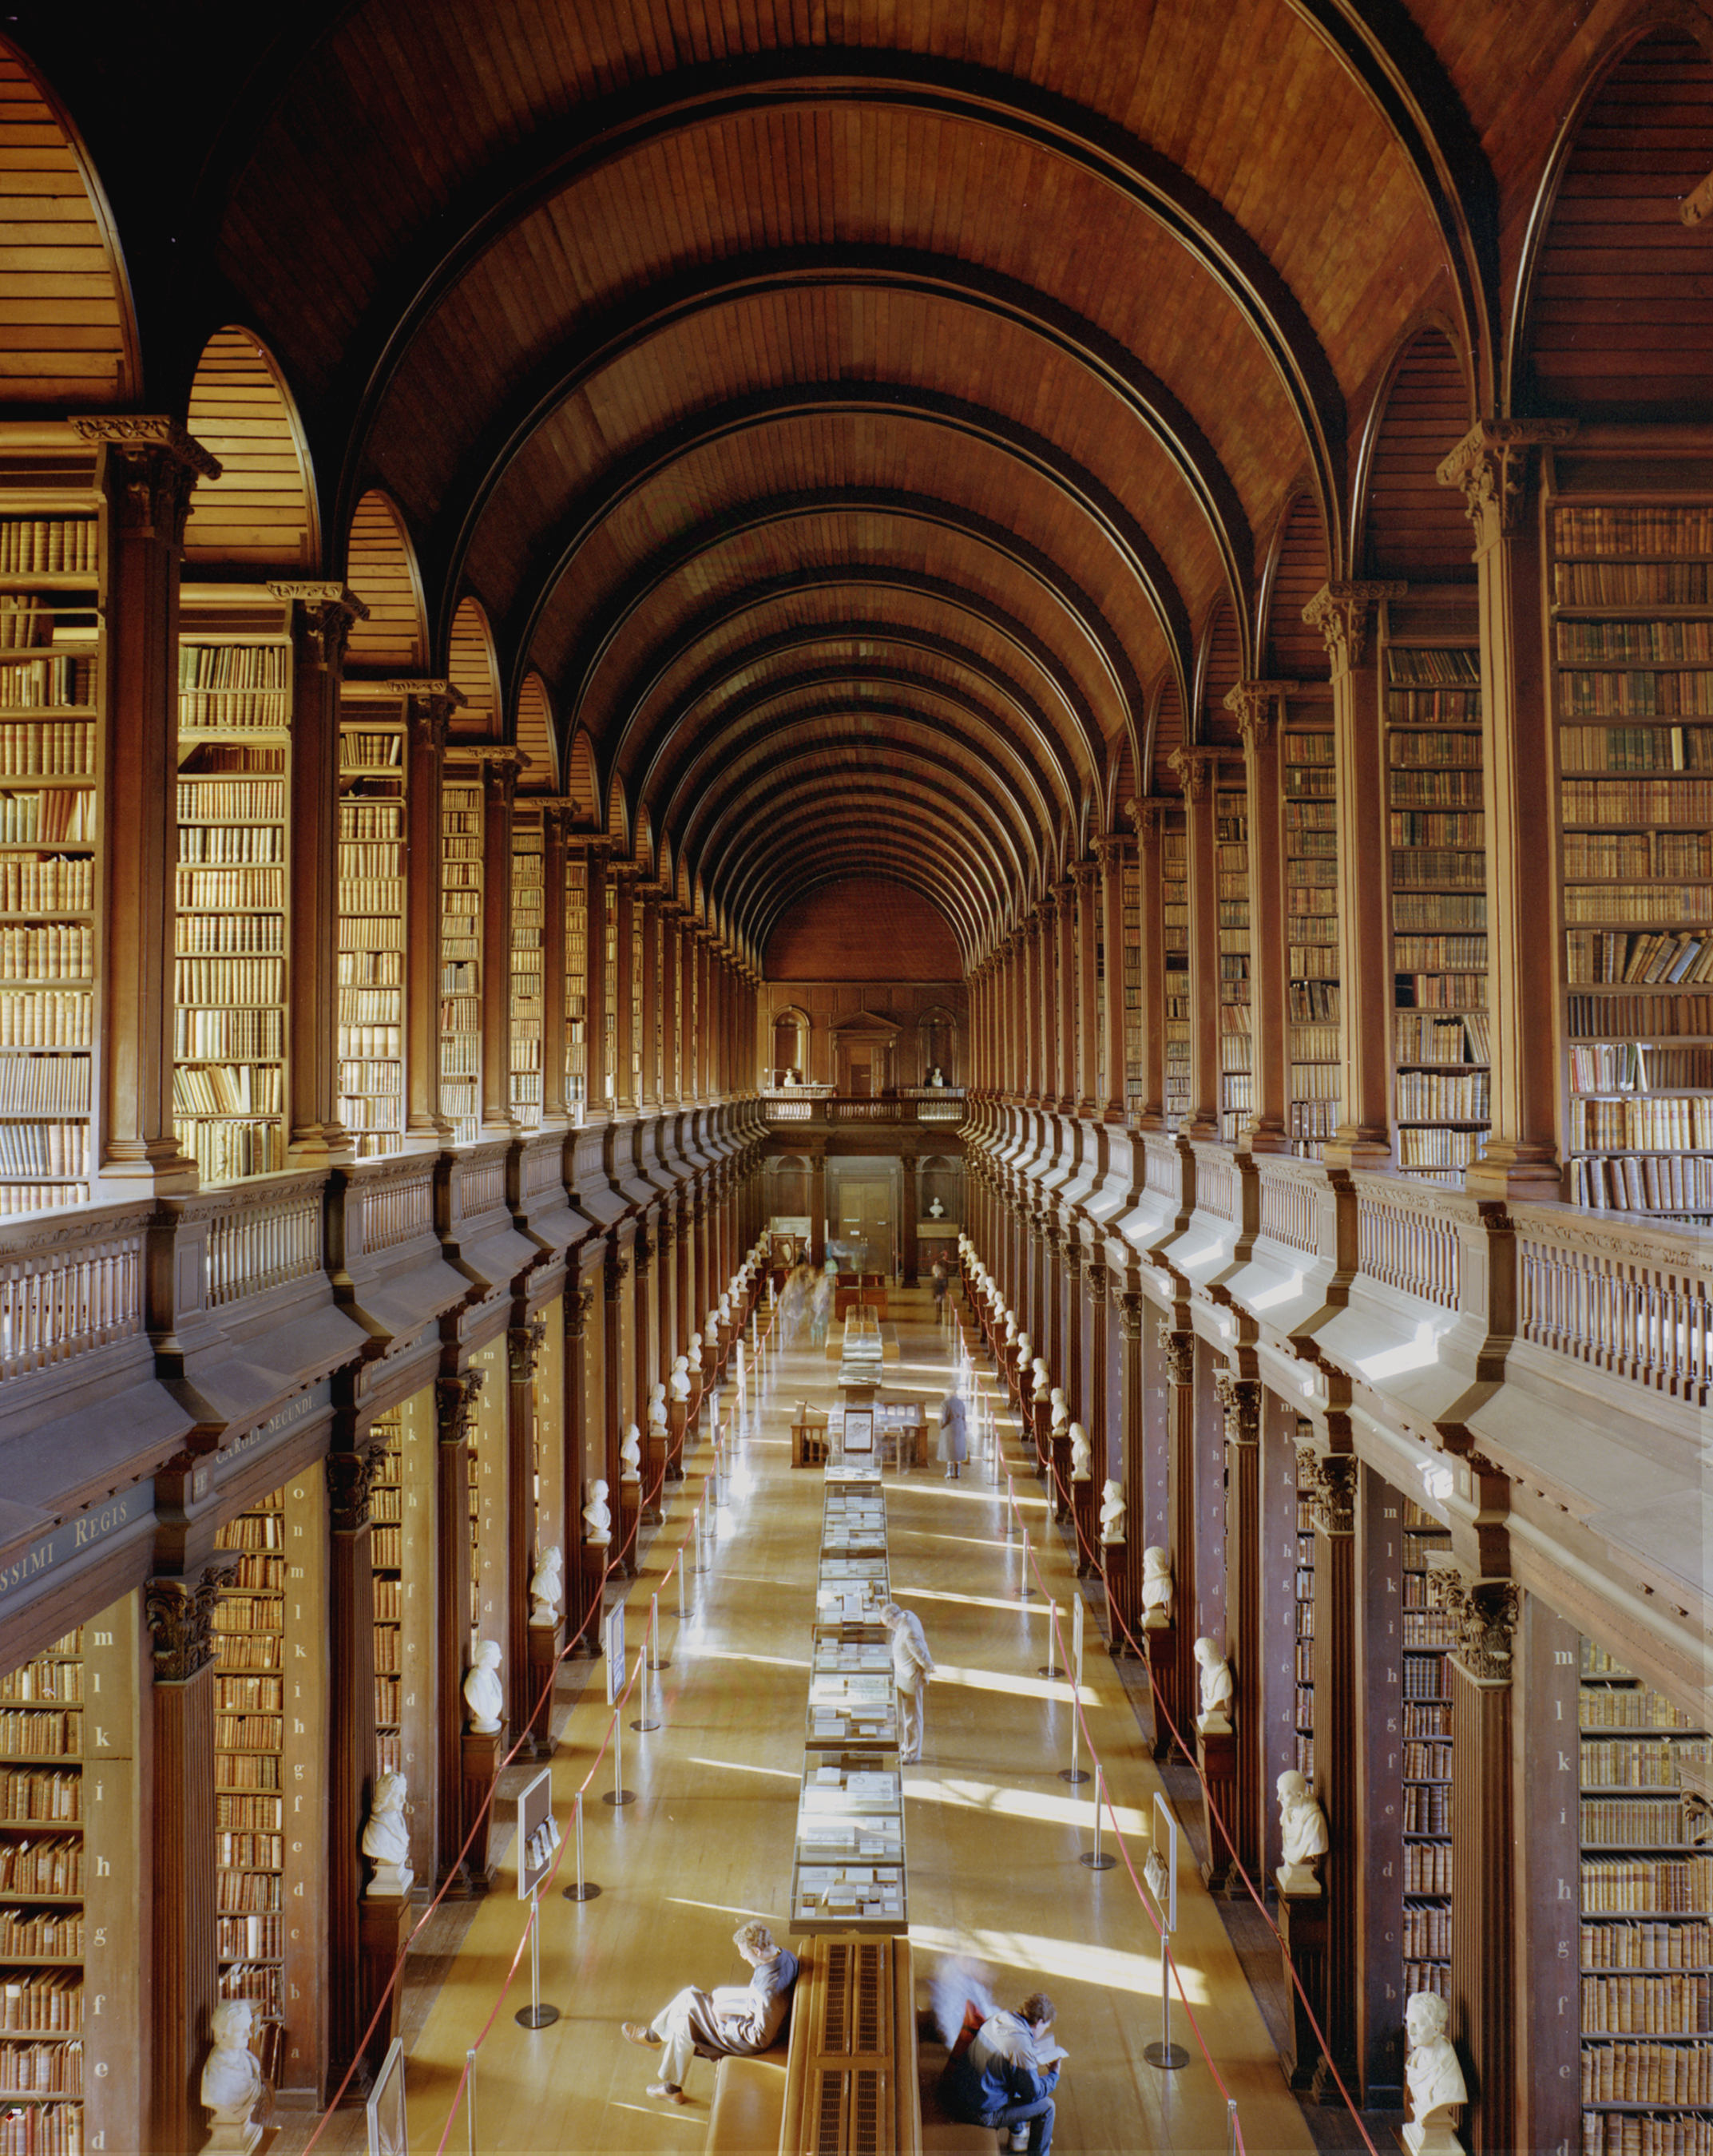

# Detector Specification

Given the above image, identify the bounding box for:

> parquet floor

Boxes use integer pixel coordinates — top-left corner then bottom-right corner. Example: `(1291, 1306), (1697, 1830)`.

(307, 1290), (1316, 2154)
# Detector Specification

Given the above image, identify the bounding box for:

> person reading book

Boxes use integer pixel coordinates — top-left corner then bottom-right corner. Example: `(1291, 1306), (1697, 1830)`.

(938, 1980), (1066, 2154)
(621, 1919), (798, 2104)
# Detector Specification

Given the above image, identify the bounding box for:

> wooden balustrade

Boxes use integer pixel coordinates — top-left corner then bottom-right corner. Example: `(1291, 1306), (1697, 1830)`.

(1514, 1207), (1713, 1408)
(456, 1153), (506, 1218)
(1196, 1151), (1237, 1223)
(1143, 1135), (1182, 1203)
(1354, 1179), (1463, 1310)
(204, 1178), (325, 1308)
(1257, 1162), (1319, 1257)
(355, 1156), (437, 1256)
(0, 1207), (146, 1381)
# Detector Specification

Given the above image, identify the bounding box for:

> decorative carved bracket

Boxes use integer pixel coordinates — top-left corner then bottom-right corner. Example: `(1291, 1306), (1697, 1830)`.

(73, 415), (223, 547)
(1156, 1316), (1193, 1387)
(508, 1315), (547, 1384)
(1223, 680), (1300, 753)
(436, 1368), (485, 1448)
(1436, 418), (1577, 539)
(1302, 581), (1407, 673)
(1298, 1449), (1356, 1536)
(267, 581), (371, 669)
(1428, 1558), (1521, 1686)
(563, 1283), (595, 1342)
(1165, 746), (1218, 802)
(145, 1559), (240, 1684)
(327, 1443), (390, 1534)
(1214, 1369), (1261, 1445)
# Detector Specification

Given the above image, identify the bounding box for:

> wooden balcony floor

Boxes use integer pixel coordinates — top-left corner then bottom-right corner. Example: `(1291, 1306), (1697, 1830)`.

(285, 1292), (1314, 2153)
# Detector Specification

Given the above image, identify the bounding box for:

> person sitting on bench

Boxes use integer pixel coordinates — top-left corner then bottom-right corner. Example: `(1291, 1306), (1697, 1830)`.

(622, 1919), (799, 2104)
(939, 1985), (1065, 2154)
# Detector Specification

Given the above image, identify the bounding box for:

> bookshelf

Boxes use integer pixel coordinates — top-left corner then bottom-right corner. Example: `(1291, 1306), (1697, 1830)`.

(175, 589), (293, 1184)
(214, 1488), (288, 2024)
(629, 898), (644, 1108)
(371, 1410), (404, 1777)
(1294, 1454), (1314, 1784)
(1579, 1635), (1713, 2138)
(0, 501), (101, 1215)
(1216, 786), (1251, 1142)
(1386, 634), (1490, 1184)
(510, 812), (543, 1131)
(1400, 1500), (1455, 2003)
(1283, 703), (1340, 1159)
(469, 1340), (505, 1659)
(1549, 499), (1713, 1219)
(565, 853), (587, 1117)
(1163, 824), (1189, 1129)
(337, 695), (406, 1158)
(1122, 854), (1142, 1121)
(395, 1385), (438, 1884)
(602, 894), (618, 1107)
(440, 771), (483, 1145)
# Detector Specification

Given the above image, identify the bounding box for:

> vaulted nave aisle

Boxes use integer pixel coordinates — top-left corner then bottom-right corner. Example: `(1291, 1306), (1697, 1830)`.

(375, 1294), (1314, 2154)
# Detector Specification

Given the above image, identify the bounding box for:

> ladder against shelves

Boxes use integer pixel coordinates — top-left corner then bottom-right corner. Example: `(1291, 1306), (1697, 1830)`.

(1550, 496), (1713, 1222)
(1384, 601), (1490, 1187)
(440, 767), (483, 1146)
(1162, 821), (1189, 1129)
(1294, 1458), (1314, 1785)
(1579, 1632), (1713, 2136)
(174, 585), (293, 1185)
(1400, 1500), (1455, 2003)
(337, 684), (407, 1159)
(510, 810), (543, 1131)
(1216, 784), (1251, 1143)
(1283, 698), (1340, 1159)
(0, 463), (103, 1217)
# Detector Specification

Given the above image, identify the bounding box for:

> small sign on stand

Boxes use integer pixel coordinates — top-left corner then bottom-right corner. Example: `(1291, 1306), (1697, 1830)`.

(366, 2035), (406, 2154)
(1142, 1792), (1188, 2070)
(514, 1766), (561, 2029)
(605, 1603), (625, 1707)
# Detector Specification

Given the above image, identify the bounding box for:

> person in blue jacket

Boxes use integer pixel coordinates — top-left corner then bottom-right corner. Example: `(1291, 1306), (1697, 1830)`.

(941, 1990), (1063, 2154)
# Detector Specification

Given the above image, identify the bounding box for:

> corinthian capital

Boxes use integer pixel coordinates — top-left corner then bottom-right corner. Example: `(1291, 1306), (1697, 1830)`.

(1214, 1369), (1260, 1445)
(1302, 582), (1406, 673)
(1223, 680), (1299, 754)
(73, 415), (222, 546)
(145, 1560), (240, 1684)
(1166, 747), (1218, 803)
(1436, 418), (1577, 539)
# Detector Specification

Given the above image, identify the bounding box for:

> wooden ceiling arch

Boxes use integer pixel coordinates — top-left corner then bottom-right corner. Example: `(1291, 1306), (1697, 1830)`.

(732, 829), (992, 960)
(750, 859), (980, 965)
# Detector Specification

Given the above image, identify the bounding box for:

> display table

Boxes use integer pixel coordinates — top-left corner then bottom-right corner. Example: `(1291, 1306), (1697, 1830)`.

(806, 1671), (898, 1750)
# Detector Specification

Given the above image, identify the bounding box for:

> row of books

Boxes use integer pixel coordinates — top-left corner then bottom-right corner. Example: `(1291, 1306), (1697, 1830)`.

(1568, 833), (1713, 879)
(178, 645), (288, 690)
(174, 912), (283, 956)
(1571, 1044), (1713, 1093)
(0, 791), (94, 845)
(1398, 1125), (1486, 1171)
(1394, 892), (1486, 931)
(0, 1059), (88, 1116)
(1561, 620), (1713, 663)
(1560, 672), (1713, 719)
(1406, 1842), (1453, 1894)
(1584, 1921), (1713, 1969)
(0, 1840), (80, 1897)
(0, 1127), (87, 1179)
(1583, 1738), (1711, 1788)
(1571, 1155), (1713, 1214)
(340, 806), (404, 847)
(1390, 767), (1485, 805)
(176, 823), (282, 866)
(1563, 726), (1713, 774)
(1565, 778), (1713, 826)
(1394, 850), (1485, 890)
(1287, 981), (1340, 1021)
(1396, 1012), (1492, 1063)
(1566, 886), (1713, 927)
(216, 1798), (282, 1843)
(0, 859), (92, 914)
(0, 659), (93, 713)
(1568, 931), (1713, 985)
(1392, 732), (1481, 768)
(1291, 1024), (1339, 1062)
(177, 778), (282, 823)
(174, 958), (284, 1007)
(1568, 994), (1713, 1039)
(1578, 2111), (1713, 2155)
(1556, 561), (1712, 608)
(172, 1009), (282, 1060)
(1580, 2043), (1713, 2103)
(1583, 1689), (1695, 1732)
(0, 722), (93, 777)
(0, 521), (96, 577)
(1385, 688), (1480, 725)
(1395, 973), (1488, 1012)
(1552, 505), (1713, 555)
(0, 1975), (81, 2032)
(339, 880), (405, 916)
(1405, 1784), (1452, 1834)
(174, 867), (284, 912)
(1391, 810), (1483, 846)
(1390, 648), (1481, 684)
(340, 730), (402, 770)
(339, 916), (404, 953)
(0, 1907), (81, 1957)
(1585, 1800), (1701, 1849)
(338, 953), (403, 989)
(1402, 1900), (1452, 1959)
(1584, 1975), (1713, 2035)
(172, 1064), (284, 1116)
(1570, 1097), (1713, 1153)
(1397, 1069), (1490, 1120)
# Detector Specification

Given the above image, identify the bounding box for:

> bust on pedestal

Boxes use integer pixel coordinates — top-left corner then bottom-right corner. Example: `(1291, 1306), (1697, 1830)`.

(1048, 1385), (1069, 1435)
(1275, 1769), (1328, 1896)
(583, 1479), (612, 1547)
(529, 1546), (563, 1627)
(1069, 1422), (1090, 1480)
(1193, 1635), (1233, 1734)
(1402, 1992), (1467, 2154)
(362, 1770), (414, 1898)
(1141, 1545), (1172, 1628)
(668, 1356), (692, 1402)
(200, 1998), (266, 2154)
(1100, 1480), (1126, 1544)
(464, 1639), (503, 1733)
(620, 1422), (641, 1483)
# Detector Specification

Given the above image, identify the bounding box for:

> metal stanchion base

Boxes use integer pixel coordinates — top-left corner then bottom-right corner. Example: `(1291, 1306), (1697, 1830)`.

(602, 1789), (636, 1807)
(1079, 1851), (1116, 1871)
(648, 1656), (671, 1672)
(563, 1881), (601, 1901)
(1058, 1767), (1091, 1785)
(1037, 1663), (1066, 1679)
(630, 1714), (660, 1732)
(1142, 2041), (1189, 2070)
(516, 2003), (561, 2029)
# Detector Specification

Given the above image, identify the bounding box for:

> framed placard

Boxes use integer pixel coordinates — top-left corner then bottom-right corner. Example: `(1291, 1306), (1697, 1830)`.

(843, 1407), (874, 1455)
(605, 1602), (625, 1706)
(367, 2035), (406, 2154)
(517, 1766), (560, 1898)
(1144, 1791), (1179, 1934)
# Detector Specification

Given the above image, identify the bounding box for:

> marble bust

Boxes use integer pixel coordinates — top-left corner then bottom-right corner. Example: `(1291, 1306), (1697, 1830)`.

(1403, 1989), (1467, 2153)
(621, 1422), (641, 1482)
(929, 1065), (946, 1086)
(1002, 1310), (1017, 1343)
(464, 1639), (503, 1734)
(1193, 1635), (1233, 1734)
(1032, 1358), (1053, 1405)
(648, 1381), (668, 1433)
(1069, 1422), (1091, 1480)
(1049, 1385), (1069, 1435)
(1276, 1769), (1330, 1894)
(201, 1996), (264, 2146)
(669, 1355), (692, 1401)
(362, 1770), (413, 1896)
(928, 1198), (945, 1218)
(689, 1330), (704, 1367)
(584, 1478), (613, 1546)
(1142, 1545), (1173, 1627)
(1100, 1478), (1126, 1544)
(529, 1544), (563, 1625)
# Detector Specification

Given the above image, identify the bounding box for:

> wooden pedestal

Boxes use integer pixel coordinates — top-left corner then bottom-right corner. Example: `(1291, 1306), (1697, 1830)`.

(450, 1726), (503, 1897)
(642, 1429), (668, 1520)
(1072, 1478), (1096, 1576)
(1031, 1402), (1051, 1478)
(1048, 1429), (1072, 1516)
(573, 1540), (609, 1655)
(619, 1478), (640, 1575)
(357, 1891), (414, 2092)
(524, 1619), (562, 1754)
(1145, 1619), (1181, 1760)
(1196, 1722), (1239, 1894)
(1277, 1887), (1328, 2094)
(667, 1399), (688, 1477)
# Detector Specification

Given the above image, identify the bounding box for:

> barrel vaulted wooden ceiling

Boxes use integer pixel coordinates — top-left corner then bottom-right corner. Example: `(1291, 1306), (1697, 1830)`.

(18, 1), (1713, 965)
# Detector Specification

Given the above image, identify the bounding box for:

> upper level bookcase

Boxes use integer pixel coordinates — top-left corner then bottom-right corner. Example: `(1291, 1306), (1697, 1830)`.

(510, 810), (543, 1131)
(1283, 696), (1339, 1159)
(440, 768), (482, 1145)
(1216, 784), (1251, 1143)
(1120, 852), (1142, 1123)
(336, 685), (406, 1159)
(1546, 483), (1713, 1219)
(175, 587), (293, 1184)
(1162, 822), (1189, 1130)
(0, 450), (103, 1216)
(565, 851), (587, 1117)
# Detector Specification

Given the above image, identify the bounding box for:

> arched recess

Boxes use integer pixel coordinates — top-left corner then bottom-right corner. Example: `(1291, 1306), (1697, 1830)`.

(1356, 325), (1476, 584)
(1148, 676), (1185, 796)
(771, 1005), (811, 1084)
(183, 327), (319, 570)
(632, 805), (654, 878)
(915, 1005), (962, 1086)
(344, 490), (428, 671)
(1259, 488), (1333, 680)
(764, 1154), (811, 1223)
(1104, 731), (1137, 834)
(514, 671), (557, 791)
(1196, 597), (1245, 746)
(446, 595), (501, 738)
(1511, 24), (1713, 416)
(605, 774), (631, 857)
(565, 727), (600, 824)
(0, 40), (138, 405)
(918, 1152), (965, 1224)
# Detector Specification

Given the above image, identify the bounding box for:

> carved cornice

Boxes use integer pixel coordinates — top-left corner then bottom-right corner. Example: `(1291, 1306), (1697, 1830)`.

(76, 414), (222, 546)
(509, 1315), (547, 1384)
(327, 1443), (388, 1534)
(268, 582), (371, 669)
(1214, 1369), (1261, 1445)
(1429, 1559), (1521, 1686)
(1156, 1316), (1193, 1387)
(1165, 746), (1217, 803)
(402, 682), (462, 750)
(1299, 1449), (1356, 1536)
(145, 1560), (240, 1684)
(632, 1231), (653, 1280)
(436, 1368), (485, 1447)
(603, 1247), (630, 1301)
(1222, 680), (1299, 753)
(1436, 418), (1577, 538)
(1127, 799), (1167, 842)
(563, 1283), (596, 1341)
(1302, 581), (1406, 673)
(1092, 831), (1131, 871)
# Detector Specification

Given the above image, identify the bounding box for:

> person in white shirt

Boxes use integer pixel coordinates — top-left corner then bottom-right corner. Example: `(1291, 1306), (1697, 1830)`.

(882, 1599), (937, 1762)
(622, 1920), (799, 2103)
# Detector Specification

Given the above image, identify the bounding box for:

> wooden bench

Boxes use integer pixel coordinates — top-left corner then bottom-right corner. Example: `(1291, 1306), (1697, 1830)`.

(706, 2055), (787, 2152)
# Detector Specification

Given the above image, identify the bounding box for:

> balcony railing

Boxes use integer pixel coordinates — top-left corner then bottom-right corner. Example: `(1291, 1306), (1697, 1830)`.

(761, 1091), (968, 1126)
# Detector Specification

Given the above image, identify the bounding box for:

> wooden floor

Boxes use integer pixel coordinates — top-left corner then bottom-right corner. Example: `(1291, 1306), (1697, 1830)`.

(314, 1292), (1317, 2154)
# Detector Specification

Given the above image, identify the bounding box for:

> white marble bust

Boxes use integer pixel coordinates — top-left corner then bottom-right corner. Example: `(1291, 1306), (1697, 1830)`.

(1142, 1544), (1173, 1626)
(706, 1307), (722, 1340)
(621, 1421), (641, 1482)
(1193, 1635), (1233, 1734)
(1049, 1385), (1069, 1434)
(688, 1330), (704, 1365)
(928, 1197), (945, 1218)
(1069, 1421), (1091, 1480)
(648, 1381), (668, 1434)
(362, 1770), (413, 1896)
(464, 1639), (503, 1734)
(1002, 1308), (1017, 1342)
(529, 1544), (563, 1625)
(584, 1478), (612, 1547)
(201, 1996), (264, 2143)
(1276, 1769), (1329, 1894)
(1403, 1990), (1467, 2152)
(1100, 1478), (1126, 1544)
(669, 1354), (692, 1401)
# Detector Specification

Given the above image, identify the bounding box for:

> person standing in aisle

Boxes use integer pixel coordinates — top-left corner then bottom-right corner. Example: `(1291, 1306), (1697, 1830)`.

(936, 1387), (969, 1480)
(882, 1599), (936, 1763)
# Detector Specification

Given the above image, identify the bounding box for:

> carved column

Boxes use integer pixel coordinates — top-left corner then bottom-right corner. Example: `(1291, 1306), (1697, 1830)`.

(660, 903), (682, 1108)
(1168, 748), (1220, 1137)
(1071, 858), (1099, 1117)
(900, 1155), (919, 1285)
(1108, 1291), (1148, 1651)
(1304, 584), (1402, 1168)
(809, 1146), (828, 1268)
(585, 846), (611, 1119)
(1437, 1560), (1523, 2151)
(632, 1227), (657, 1500)
(1160, 1319), (1196, 1751)
(613, 864), (637, 1115)
(541, 805), (570, 1124)
(639, 886), (661, 1111)
(603, 1245), (632, 1571)
(480, 750), (522, 1135)
(1438, 421), (1577, 1198)
(1227, 683), (1295, 1154)
(79, 418), (219, 1191)
(1131, 807), (1167, 1126)
(325, 1443), (386, 2099)
(1215, 1370), (1263, 1882)
(507, 1319), (546, 1751)
(145, 1560), (238, 2150)
(1303, 1446), (1361, 2097)
(403, 689), (456, 1136)
(562, 1285), (600, 1643)
(434, 1371), (482, 1889)
(1054, 876), (1077, 1112)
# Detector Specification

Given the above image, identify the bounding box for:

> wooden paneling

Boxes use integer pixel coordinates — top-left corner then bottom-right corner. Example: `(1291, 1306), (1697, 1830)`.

(1199, 596), (1243, 745)
(1362, 328), (1476, 585)
(1263, 490), (1332, 680)
(514, 670), (556, 791)
(183, 328), (319, 570)
(1152, 677), (1185, 798)
(764, 880), (963, 979)
(447, 594), (500, 738)
(345, 491), (428, 671)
